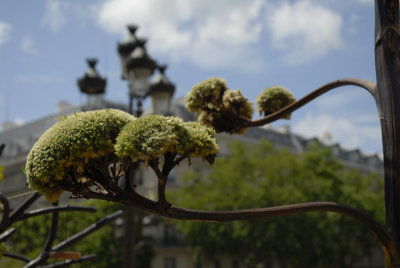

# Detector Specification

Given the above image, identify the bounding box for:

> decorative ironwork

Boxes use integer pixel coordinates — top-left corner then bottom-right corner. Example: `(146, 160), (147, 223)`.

(0, 144), (123, 267)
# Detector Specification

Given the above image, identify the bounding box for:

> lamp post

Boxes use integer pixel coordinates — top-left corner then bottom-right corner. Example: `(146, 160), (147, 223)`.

(117, 25), (140, 80)
(117, 25), (174, 268)
(125, 39), (157, 116)
(77, 59), (106, 108)
(149, 65), (176, 115)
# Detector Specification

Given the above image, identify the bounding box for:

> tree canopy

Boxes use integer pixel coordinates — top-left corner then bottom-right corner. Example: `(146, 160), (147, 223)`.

(173, 140), (385, 267)
(25, 110), (218, 202)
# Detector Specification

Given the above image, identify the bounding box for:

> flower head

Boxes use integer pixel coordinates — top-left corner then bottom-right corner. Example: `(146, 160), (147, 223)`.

(116, 115), (219, 164)
(25, 109), (135, 201)
(185, 77), (227, 113)
(256, 86), (296, 119)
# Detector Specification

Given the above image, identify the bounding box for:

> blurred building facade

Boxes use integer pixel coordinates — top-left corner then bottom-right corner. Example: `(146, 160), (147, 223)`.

(0, 92), (384, 267)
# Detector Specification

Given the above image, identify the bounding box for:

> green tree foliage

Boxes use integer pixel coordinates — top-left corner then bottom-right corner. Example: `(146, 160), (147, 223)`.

(173, 140), (384, 267)
(3, 200), (154, 268)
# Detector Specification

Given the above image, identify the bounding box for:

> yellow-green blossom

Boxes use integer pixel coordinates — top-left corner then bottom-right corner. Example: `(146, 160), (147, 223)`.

(185, 77), (227, 112)
(222, 89), (254, 119)
(25, 109), (135, 201)
(256, 86), (296, 119)
(115, 115), (185, 163)
(116, 115), (219, 164)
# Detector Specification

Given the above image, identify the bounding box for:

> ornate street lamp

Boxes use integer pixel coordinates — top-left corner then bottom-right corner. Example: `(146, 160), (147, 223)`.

(117, 25), (140, 80)
(121, 39), (157, 115)
(77, 59), (106, 107)
(117, 25), (159, 268)
(125, 41), (157, 115)
(149, 65), (175, 115)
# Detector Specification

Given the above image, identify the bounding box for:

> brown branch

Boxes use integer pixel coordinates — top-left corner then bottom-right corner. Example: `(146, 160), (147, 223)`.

(26, 202), (60, 268)
(39, 254), (96, 268)
(245, 78), (376, 128)
(169, 202), (396, 264)
(148, 162), (170, 210)
(102, 188), (394, 265)
(3, 252), (30, 263)
(174, 155), (188, 166)
(0, 228), (15, 242)
(17, 205), (97, 222)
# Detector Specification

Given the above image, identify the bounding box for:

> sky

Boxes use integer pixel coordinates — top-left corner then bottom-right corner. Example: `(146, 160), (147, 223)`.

(0, 0), (382, 154)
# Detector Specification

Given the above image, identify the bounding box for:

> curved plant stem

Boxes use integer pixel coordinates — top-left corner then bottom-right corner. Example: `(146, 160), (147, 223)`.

(39, 254), (96, 268)
(16, 205), (97, 222)
(109, 183), (395, 264)
(3, 252), (30, 263)
(9, 192), (41, 224)
(245, 78), (376, 128)
(25, 202), (60, 268)
(0, 227), (15, 242)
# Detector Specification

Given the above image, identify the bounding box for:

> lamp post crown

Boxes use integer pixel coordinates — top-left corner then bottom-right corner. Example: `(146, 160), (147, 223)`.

(127, 24), (138, 35)
(158, 65), (167, 74)
(126, 42), (157, 75)
(117, 26), (143, 55)
(150, 65), (175, 95)
(77, 58), (106, 95)
(87, 59), (98, 69)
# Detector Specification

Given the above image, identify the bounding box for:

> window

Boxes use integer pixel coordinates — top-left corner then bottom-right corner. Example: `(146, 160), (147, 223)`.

(163, 224), (177, 246)
(164, 257), (176, 268)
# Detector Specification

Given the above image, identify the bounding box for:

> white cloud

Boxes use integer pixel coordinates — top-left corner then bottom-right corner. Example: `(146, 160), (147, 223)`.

(292, 113), (381, 152)
(315, 89), (368, 110)
(41, 0), (69, 33)
(96, 0), (266, 71)
(0, 21), (12, 46)
(19, 36), (38, 55)
(13, 118), (25, 126)
(96, 0), (344, 70)
(267, 0), (343, 65)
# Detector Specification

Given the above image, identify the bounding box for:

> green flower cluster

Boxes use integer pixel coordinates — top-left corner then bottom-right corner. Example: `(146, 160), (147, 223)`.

(26, 109), (136, 201)
(256, 86), (296, 119)
(115, 115), (219, 164)
(185, 77), (227, 112)
(185, 78), (254, 134)
(26, 110), (219, 202)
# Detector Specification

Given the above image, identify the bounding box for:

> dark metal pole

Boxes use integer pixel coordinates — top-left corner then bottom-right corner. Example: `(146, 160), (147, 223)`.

(123, 177), (136, 268)
(374, 0), (400, 266)
(123, 93), (136, 268)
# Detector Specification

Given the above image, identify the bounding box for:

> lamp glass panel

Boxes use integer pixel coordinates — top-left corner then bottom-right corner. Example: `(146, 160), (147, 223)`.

(134, 67), (152, 78)
(119, 54), (128, 80)
(129, 70), (149, 97)
(151, 91), (171, 114)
